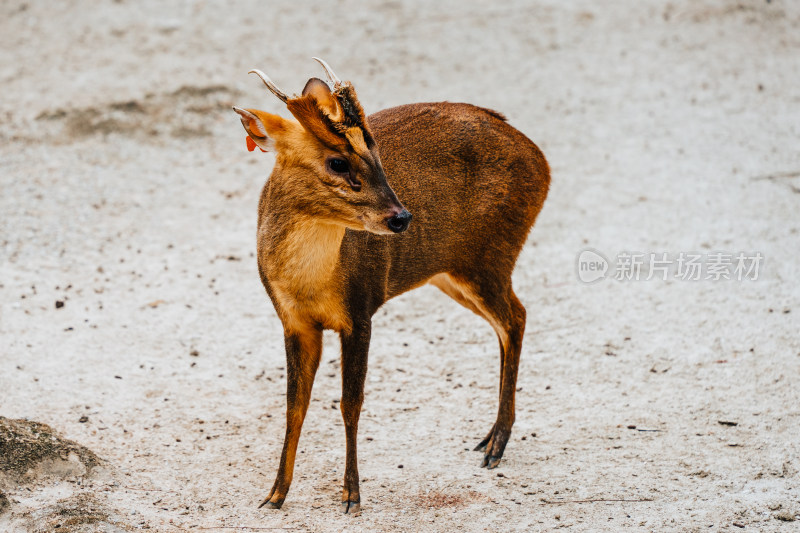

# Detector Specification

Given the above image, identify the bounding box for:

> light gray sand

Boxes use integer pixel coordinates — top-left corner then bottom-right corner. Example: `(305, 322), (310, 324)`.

(1, 1), (798, 530)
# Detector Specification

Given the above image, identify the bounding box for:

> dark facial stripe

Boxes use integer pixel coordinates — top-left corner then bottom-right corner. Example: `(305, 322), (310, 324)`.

(334, 85), (375, 147)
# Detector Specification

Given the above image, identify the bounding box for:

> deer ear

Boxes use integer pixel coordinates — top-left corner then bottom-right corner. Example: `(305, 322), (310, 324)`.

(232, 107), (289, 152)
(302, 78), (343, 121)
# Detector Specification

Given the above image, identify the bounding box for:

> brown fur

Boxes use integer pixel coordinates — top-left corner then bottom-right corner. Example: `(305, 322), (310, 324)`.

(286, 97), (349, 151)
(234, 78), (550, 513)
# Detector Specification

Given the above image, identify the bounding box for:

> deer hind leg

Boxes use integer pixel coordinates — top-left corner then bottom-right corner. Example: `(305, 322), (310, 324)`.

(479, 288), (525, 469)
(259, 326), (322, 509)
(429, 273), (526, 469)
(473, 334), (506, 453)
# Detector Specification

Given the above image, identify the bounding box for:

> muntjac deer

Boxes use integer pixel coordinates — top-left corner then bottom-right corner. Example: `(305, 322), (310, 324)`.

(233, 58), (549, 513)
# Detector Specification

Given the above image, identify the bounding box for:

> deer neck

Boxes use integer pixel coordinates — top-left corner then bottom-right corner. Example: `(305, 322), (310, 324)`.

(258, 189), (350, 332)
(262, 213), (345, 290)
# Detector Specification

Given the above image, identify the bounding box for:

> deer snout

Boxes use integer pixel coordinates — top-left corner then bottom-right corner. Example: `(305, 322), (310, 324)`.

(385, 209), (412, 234)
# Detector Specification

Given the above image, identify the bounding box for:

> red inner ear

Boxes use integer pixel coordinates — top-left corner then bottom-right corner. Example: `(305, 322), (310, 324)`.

(245, 136), (267, 153)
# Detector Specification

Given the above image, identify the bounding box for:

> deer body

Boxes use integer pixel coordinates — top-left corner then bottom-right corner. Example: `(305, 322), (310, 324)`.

(234, 63), (549, 513)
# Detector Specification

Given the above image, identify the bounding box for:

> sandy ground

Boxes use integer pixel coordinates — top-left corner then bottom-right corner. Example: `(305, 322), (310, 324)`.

(2, 0), (800, 531)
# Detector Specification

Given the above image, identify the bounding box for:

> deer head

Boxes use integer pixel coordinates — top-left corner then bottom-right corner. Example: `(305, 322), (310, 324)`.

(233, 59), (412, 234)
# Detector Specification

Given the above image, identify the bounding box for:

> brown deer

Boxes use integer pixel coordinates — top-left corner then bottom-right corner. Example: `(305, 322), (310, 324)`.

(233, 58), (549, 513)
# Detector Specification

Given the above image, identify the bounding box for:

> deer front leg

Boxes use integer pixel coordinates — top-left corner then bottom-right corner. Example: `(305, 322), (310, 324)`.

(339, 320), (371, 514)
(259, 326), (322, 509)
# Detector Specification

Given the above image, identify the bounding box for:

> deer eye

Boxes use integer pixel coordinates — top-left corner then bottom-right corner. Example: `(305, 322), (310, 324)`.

(326, 156), (361, 191)
(327, 157), (349, 174)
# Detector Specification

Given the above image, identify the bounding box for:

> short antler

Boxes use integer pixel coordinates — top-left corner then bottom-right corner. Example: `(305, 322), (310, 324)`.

(248, 69), (291, 103)
(311, 57), (342, 89)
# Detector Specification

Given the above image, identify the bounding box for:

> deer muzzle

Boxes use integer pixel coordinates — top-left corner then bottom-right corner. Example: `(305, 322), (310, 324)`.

(385, 209), (412, 234)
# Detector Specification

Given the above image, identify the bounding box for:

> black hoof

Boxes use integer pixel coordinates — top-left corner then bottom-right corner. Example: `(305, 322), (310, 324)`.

(342, 500), (361, 514)
(258, 497), (284, 509)
(481, 454), (502, 469)
(477, 426), (509, 468)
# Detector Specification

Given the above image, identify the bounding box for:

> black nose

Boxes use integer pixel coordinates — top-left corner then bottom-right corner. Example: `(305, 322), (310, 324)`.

(386, 209), (412, 233)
